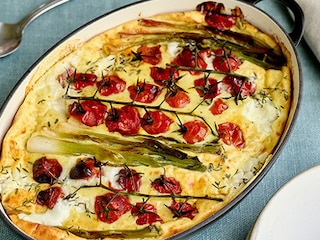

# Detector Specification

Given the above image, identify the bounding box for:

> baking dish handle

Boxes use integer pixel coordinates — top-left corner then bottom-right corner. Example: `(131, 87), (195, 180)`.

(239, 0), (304, 46)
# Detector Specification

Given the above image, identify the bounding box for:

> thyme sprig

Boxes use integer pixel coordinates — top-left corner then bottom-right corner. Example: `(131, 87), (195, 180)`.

(64, 178), (223, 202)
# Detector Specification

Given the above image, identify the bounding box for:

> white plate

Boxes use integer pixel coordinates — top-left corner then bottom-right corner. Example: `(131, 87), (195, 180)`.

(248, 165), (320, 240)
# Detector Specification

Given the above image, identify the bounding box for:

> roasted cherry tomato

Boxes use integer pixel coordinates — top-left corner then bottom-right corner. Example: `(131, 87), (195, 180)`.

(128, 82), (161, 104)
(171, 48), (200, 74)
(141, 110), (173, 134)
(106, 105), (141, 135)
(151, 175), (182, 194)
(168, 201), (198, 220)
(210, 98), (228, 115)
(97, 75), (126, 96)
(116, 167), (142, 193)
(131, 202), (163, 225)
(182, 120), (208, 144)
(136, 45), (162, 65)
(212, 48), (241, 72)
(36, 186), (63, 209)
(196, 1), (225, 14)
(222, 75), (256, 98)
(69, 158), (100, 180)
(171, 48), (195, 68)
(196, 49), (213, 71)
(94, 193), (132, 223)
(57, 69), (97, 90)
(33, 157), (62, 185)
(218, 122), (245, 148)
(69, 100), (106, 127)
(150, 67), (179, 86)
(165, 90), (190, 108)
(205, 13), (237, 30)
(194, 77), (220, 99)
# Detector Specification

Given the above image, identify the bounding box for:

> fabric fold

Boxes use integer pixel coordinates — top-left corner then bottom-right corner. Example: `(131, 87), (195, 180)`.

(295, 0), (320, 61)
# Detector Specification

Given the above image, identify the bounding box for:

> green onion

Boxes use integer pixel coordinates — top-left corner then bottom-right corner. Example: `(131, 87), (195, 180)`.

(63, 225), (160, 239)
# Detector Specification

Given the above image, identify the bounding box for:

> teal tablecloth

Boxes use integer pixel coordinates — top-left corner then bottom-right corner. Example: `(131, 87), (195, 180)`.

(0, 0), (319, 239)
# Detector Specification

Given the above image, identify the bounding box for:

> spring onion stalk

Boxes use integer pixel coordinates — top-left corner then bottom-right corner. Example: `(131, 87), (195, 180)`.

(63, 225), (159, 239)
(41, 127), (221, 156)
(27, 135), (207, 172)
(105, 18), (285, 69)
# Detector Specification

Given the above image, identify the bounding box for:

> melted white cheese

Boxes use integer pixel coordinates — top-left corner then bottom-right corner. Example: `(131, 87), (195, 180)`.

(243, 98), (279, 134)
(101, 166), (122, 189)
(167, 42), (181, 58)
(18, 199), (70, 226)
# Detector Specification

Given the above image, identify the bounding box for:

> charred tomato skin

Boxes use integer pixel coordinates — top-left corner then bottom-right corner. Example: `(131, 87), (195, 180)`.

(222, 75), (256, 98)
(151, 175), (182, 194)
(131, 202), (163, 225)
(69, 158), (100, 180)
(116, 167), (142, 193)
(94, 193), (132, 223)
(168, 201), (198, 220)
(33, 157), (62, 185)
(36, 186), (63, 209)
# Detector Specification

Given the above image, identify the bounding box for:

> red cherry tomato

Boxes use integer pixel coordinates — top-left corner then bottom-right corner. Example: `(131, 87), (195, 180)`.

(196, 1), (225, 14)
(194, 77), (220, 99)
(137, 45), (162, 65)
(97, 75), (126, 96)
(212, 48), (241, 72)
(205, 13), (237, 30)
(128, 82), (161, 103)
(131, 202), (163, 225)
(72, 73), (97, 90)
(222, 75), (256, 98)
(106, 105), (141, 135)
(165, 90), (190, 108)
(150, 67), (179, 86)
(172, 48), (213, 75)
(69, 100), (107, 127)
(168, 201), (198, 220)
(33, 157), (62, 185)
(171, 48), (200, 75)
(116, 167), (142, 193)
(69, 158), (100, 180)
(94, 193), (132, 223)
(172, 48), (195, 68)
(218, 122), (245, 148)
(197, 49), (213, 70)
(36, 187), (63, 209)
(141, 110), (173, 134)
(151, 175), (182, 194)
(210, 98), (228, 115)
(182, 120), (208, 144)
(57, 69), (97, 90)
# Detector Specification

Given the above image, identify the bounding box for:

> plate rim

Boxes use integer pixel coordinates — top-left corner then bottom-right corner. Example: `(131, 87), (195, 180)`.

(248, 164), (320, 240)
